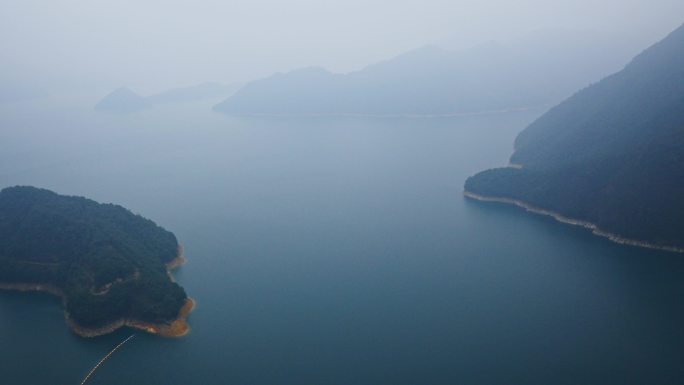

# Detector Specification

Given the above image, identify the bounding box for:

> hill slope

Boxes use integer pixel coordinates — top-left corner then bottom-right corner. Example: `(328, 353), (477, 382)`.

(465, 23), (684, 250)
(95, 82), (242, 113)
(0, 186), (189, 335)
(94, 87), (151, 113)
(214, 30), (640, 116)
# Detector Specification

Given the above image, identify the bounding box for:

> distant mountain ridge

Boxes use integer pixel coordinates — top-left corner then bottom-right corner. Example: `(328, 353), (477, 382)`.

(95, 87), (150, 113)
(95, 82), (243, 113)
(214, 30), (643, 116)
(464, 22), (684, 250)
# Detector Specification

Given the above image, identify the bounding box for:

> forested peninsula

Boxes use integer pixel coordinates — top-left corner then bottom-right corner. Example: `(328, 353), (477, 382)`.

(465, 23), (684, 252)
(0, 186), (192, 337)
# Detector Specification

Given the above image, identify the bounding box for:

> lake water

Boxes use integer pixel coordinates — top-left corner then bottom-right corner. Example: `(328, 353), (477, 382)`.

(0, 97), (683, 385)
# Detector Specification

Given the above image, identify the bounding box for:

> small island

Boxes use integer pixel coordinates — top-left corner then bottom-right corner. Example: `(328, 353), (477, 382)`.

(0, 186), (193, 337)
(94, 87), (151, 114)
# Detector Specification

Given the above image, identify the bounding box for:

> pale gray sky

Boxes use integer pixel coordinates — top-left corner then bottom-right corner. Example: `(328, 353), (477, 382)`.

(1, 0), (683, 94)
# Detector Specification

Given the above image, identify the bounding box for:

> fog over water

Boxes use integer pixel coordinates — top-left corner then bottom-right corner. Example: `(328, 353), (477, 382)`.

(2, 2), (684, 384)
(1, 0), (683, 95)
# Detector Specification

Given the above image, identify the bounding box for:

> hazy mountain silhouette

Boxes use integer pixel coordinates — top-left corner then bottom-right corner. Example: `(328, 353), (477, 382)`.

(95, 87), (151, 113)
(214, 29), (642, 116)
(96, 82), (243, 113)
(465, 23), (684, 249)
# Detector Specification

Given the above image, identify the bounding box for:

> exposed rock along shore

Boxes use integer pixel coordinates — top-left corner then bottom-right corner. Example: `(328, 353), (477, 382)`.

(0, 245), (194, 338)
(463, 190), (684, 253)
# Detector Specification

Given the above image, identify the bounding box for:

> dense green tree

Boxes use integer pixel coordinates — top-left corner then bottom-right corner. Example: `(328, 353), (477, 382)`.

(465, 23), (684, 249)
(0, 186), (187, 328)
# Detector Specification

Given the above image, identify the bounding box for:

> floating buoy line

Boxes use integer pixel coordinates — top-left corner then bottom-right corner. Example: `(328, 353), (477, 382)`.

(79, 334), (136, 385)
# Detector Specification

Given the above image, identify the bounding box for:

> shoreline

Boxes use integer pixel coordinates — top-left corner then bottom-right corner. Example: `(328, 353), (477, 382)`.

(63, 297), (196, 338)
(463, 190), (684, 253)
(217, 105), (548, 119)
(165, 244), (187, 271)
(0, 244), (195, 338)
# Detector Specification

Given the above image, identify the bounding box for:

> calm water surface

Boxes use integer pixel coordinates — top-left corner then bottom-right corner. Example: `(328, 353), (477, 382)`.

(0, 97), (683, 384)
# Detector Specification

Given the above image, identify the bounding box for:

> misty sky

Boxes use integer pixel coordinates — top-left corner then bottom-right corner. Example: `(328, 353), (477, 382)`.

(1, 0), (683, 94)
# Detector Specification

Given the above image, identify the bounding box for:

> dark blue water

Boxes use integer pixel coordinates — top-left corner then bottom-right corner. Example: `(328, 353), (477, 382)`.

(0, 98), (683, 384)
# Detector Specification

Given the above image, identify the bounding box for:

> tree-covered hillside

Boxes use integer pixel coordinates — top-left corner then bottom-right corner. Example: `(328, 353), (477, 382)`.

(465, 23), (684, 249)
(0, 186), (187, 328)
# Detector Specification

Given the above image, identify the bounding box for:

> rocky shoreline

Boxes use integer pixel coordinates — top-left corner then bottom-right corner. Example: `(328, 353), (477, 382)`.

(61, 297), (195, 338)
(463, 191), (684, 253)
(165, 245), (187, 271)
(0, 245), (194, 338)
